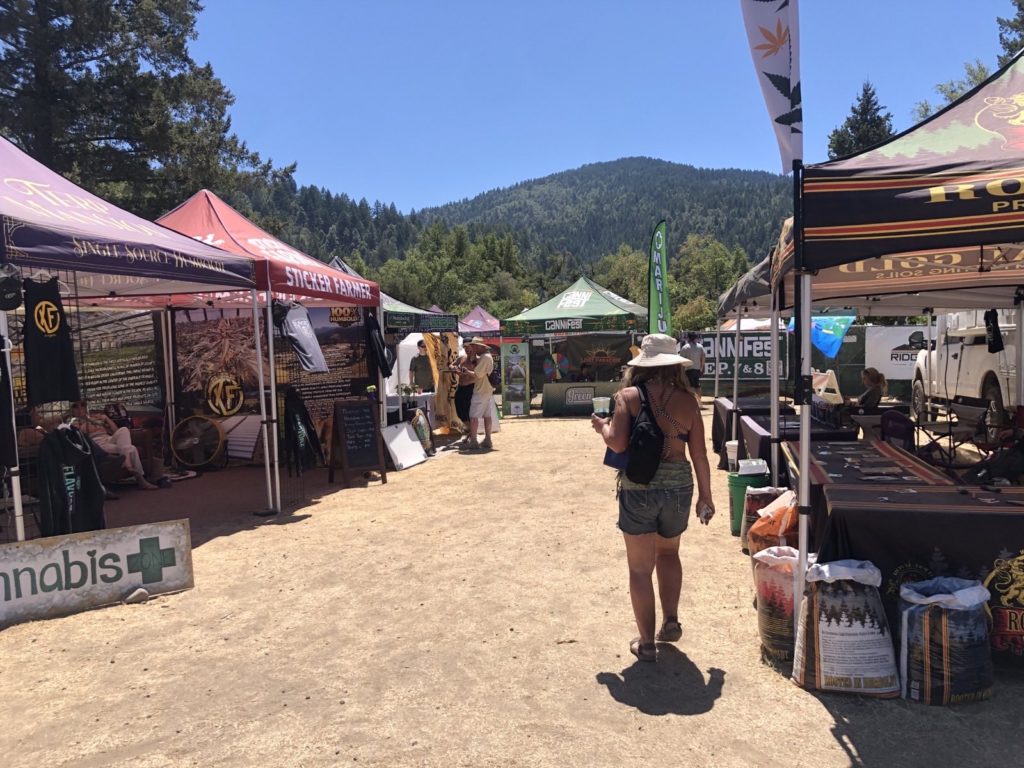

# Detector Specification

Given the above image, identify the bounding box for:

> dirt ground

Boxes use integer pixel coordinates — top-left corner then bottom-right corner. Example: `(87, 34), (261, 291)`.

(2, 407), (1023, 768)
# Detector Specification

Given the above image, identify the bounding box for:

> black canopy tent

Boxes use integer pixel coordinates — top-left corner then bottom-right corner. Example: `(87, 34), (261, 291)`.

(787, 49), (1024, 605)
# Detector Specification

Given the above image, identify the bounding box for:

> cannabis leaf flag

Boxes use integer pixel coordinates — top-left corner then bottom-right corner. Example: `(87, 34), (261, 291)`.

(741, 0), (802, 170)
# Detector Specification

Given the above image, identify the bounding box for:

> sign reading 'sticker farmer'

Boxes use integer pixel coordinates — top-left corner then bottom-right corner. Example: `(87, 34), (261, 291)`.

(0, 520), (194, 628)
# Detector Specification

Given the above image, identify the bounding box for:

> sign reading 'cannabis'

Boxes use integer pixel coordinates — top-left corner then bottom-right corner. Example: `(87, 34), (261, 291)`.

(0, 520), (194, 628)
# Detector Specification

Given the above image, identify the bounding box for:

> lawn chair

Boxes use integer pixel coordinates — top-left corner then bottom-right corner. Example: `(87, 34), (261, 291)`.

(949, 397), (1001, 457)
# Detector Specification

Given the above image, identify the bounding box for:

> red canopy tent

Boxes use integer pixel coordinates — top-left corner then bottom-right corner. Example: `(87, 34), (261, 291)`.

(158, 190), (384, 515)
(157, 190), (379, 307)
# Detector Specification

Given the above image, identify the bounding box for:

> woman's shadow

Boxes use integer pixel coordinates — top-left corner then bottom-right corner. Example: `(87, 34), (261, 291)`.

(595, 645), (725, 716)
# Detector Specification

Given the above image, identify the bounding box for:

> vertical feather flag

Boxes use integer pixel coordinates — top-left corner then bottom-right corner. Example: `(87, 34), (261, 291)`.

(648, 220), (671, 335)
(741, 0), (802, 170)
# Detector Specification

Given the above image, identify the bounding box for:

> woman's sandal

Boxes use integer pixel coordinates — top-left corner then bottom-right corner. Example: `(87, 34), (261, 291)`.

(629, 638), (657, 662)
(656, 618), (682, 643)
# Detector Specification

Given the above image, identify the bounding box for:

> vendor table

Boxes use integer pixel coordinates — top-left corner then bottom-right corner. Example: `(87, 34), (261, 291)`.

(782, 439), (955, 548)
(386, 392), (436, 427)
(541, 381), (622, 417)
(819, 484), (1024, 664)
(712, 397), (794, 469)
(739, 414), (858, 464)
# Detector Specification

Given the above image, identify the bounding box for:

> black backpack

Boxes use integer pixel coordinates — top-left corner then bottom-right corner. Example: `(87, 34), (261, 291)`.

(624, 382), (664, 484)
(488, 365), (500, 389)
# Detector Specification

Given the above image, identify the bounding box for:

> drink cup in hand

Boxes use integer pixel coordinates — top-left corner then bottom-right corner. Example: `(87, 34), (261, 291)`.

(592, 396), (611, 417)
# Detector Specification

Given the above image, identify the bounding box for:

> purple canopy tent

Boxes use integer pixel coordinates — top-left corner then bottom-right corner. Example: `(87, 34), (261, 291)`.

(0, 136), (262, 538)
(459, 305), (500, 336)
(0, 137), (255, 297)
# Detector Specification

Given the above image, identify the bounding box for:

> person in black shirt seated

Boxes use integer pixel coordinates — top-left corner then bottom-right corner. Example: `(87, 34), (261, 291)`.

(851, 367), (886, 410)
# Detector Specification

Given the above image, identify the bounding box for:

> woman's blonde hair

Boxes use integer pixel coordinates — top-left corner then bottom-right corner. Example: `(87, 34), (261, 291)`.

(623, 363), (692, 393)
(862, 367), (887, 392)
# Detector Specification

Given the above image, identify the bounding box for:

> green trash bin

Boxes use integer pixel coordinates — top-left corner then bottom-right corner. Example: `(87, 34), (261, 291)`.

(728, 472), (770, 537)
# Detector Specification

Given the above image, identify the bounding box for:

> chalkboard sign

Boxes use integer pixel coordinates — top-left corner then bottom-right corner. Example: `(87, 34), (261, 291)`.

(329, 399), (387, 486)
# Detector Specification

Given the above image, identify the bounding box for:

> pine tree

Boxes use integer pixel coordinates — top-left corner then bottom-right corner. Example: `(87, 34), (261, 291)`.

(0, 0), (272, 217)
(912, 60), (990, 121)
(998, 1), (1024, 68)
(827, 82), (895, 159)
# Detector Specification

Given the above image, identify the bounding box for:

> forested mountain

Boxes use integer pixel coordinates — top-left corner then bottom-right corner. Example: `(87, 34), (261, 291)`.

(218, 156), (792, 325)
(418, 158), (791, 266)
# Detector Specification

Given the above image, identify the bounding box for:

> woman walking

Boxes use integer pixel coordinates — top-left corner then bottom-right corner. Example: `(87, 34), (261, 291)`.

(591, 334), (714, 662)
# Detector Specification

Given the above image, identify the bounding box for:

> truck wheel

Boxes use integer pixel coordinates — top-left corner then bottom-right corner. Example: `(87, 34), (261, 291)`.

(911, 377), (927, 421)
(983, 376), (1006, 439)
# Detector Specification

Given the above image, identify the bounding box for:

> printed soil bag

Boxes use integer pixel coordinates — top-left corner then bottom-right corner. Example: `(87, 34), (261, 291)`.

(899, 577), (994, 706)
(792, 560), (899, 697)
(753, 546), (800, 663)
(741, 486), (784, 555)
(747, 490), (798, 557)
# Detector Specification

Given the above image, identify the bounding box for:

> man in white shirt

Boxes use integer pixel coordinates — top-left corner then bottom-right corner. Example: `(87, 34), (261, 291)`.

(461, 337), (494, 450)
(680, 332), (707, 401)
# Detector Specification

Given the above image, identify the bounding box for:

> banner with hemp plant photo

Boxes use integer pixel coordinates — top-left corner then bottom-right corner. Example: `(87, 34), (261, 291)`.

(173, 309), (266, 419)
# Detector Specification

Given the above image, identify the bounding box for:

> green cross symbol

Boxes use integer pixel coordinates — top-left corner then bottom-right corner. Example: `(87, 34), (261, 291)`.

(126, 537), (176, 584)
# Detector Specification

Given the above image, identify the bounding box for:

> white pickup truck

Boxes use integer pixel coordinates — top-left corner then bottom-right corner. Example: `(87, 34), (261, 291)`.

(912, 310), (1018, 426)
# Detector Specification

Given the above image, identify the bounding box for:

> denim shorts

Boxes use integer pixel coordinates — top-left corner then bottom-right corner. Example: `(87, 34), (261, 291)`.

(618, 485), (694, 538)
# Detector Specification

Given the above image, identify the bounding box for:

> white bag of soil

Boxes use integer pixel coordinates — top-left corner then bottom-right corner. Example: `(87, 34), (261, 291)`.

(792, 560), (899, 697)
(899, 577), (993, 706)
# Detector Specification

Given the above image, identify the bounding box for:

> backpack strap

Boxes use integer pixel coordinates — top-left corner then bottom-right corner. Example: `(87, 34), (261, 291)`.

(636, 382), (656, 420)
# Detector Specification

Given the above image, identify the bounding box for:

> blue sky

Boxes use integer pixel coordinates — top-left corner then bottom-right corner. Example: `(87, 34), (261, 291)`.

(192, 1), (1011, 212)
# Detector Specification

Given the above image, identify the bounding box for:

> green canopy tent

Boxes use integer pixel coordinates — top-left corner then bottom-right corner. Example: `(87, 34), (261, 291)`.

(502, 276), (647, 335)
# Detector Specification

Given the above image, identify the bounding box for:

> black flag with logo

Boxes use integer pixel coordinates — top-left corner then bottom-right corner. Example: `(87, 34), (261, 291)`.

(23, 277), (80, 405)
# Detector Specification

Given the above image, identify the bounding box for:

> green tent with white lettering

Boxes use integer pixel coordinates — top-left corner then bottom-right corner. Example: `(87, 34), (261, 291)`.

(501, 276), (647, 335)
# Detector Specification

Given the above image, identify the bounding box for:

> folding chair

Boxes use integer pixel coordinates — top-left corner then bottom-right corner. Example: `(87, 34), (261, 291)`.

(880, 410), (916, 452)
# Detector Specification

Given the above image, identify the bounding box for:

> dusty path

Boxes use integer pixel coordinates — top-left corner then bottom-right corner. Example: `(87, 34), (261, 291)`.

(2, 411), (1022, 767)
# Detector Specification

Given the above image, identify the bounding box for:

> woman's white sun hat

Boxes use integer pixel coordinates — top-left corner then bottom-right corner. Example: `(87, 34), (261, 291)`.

(627, 333), (693, 368)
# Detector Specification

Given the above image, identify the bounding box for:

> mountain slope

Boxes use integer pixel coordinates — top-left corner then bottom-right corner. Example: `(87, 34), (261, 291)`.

(417, 157), (792, 263)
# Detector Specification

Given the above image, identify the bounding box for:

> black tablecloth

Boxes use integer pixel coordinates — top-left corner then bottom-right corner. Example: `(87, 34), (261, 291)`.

(712, 397), (794, 469)
(739, 415), (858, 464)
(819, 484), (1024, 665)
(783, 440), (955, 549)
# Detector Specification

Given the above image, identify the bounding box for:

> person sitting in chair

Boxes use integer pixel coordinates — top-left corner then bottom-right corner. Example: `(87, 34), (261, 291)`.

(70, 400), (157, 490)
(850, 368), (886, 410)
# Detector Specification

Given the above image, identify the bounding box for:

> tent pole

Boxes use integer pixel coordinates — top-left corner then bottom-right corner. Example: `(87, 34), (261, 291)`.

(0, 312), (25, 541)
(925, 311), (933, 418)
(794, 160), (810, 638)
(378, 298), (387, 429)
(731, 309), (742, 442)
(251, 290), (275, 515)
(1017, 301), (1024, 412)
(770, 290), (781, 487)
(162, 310), (177, 444)
(266, 290), (282, 514)
(714, 318), (721, 399)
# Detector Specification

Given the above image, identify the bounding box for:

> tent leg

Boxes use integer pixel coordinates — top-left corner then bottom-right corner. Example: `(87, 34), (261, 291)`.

(714, 319), (721, 399)
(252, 290), (276, 516)
(796, 272), (812, 637)
(0, 313), (25, 541)
(770, 296), (780, 487)
(731, 310), (742, 441)
(1017, 303), (1024, 411)
(162, 310), (177, 453)
(266, 291), (283, 514)
(925, 312), (933, 418)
